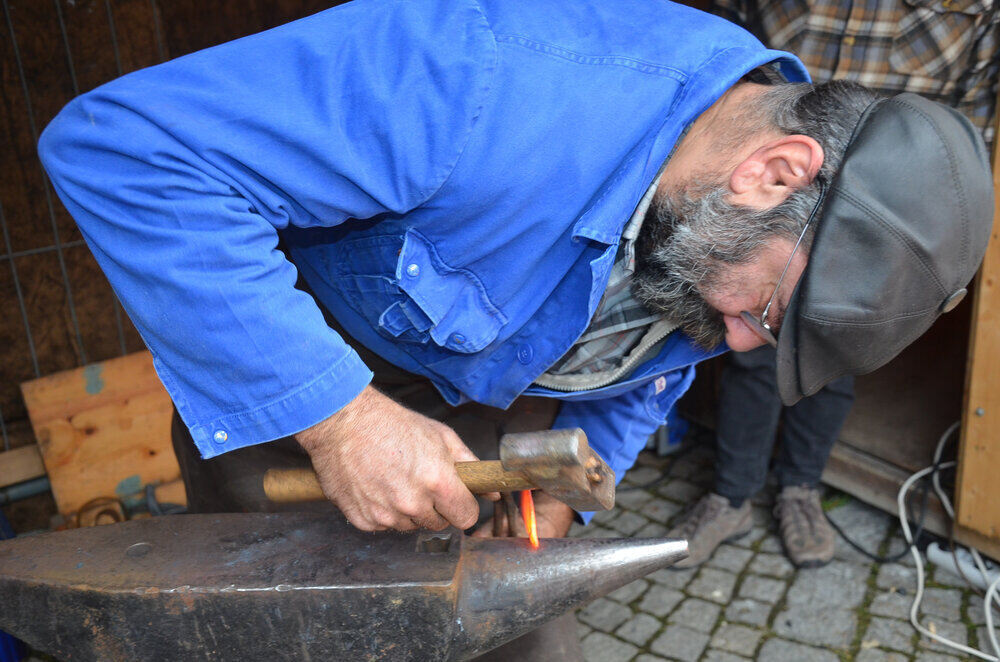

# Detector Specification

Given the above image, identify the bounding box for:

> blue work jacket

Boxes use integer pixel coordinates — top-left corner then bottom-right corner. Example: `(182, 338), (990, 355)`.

(39, 0), (807, 516)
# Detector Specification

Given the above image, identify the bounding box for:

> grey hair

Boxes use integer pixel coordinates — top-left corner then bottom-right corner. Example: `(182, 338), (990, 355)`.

(633, 80), (880, 348)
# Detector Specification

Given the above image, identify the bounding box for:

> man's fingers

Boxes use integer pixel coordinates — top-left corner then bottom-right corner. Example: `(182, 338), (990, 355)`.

(441, 432), (479, 464)
(431, 470), (480, 530)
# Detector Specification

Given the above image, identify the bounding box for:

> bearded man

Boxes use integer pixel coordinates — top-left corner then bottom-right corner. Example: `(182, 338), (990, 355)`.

(38, 0), (989, 583)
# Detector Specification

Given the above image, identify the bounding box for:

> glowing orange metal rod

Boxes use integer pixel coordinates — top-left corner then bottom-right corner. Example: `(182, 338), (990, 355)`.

(520, 490), (539, 549)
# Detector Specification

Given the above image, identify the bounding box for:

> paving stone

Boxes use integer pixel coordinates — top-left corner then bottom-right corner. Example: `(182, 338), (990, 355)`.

(863, 616), (916, 653)
(624, 466), (663, 486)
(649, 624), (711, 662)
(977, 625), (999, 656)
(757, 534), (783, 554)
(855, 650), (910, 662)
(784, 560), (869, 609)
(748, 552), (794, 578)
(730, 526), (769, 548)
(591, 508), (619, 527)
(615, 612), (661, 646)
(913, 652), (965, 662)
(637, 583), (684, 617)
(635, 655), (669, 662)
(615, 488), (654, 510)
(607, 578), (648, 605)
(710, 623), (763, 654)
(636, 522), (669, 538)
(756, 637), (840, 662)
(635, 450), (671, 469)
(578, 597), (632, 632)
(707, 545), (753, 573)
(826, 499), (892, 565)
(725, 598), (771, 627)
(737, 574), (786, 604)
(569, 521), (589, 538)
(919, 587), (963, 622)
(772, 606), (857, 648)
(877, 563), (917, 590)
(577, 620), (594, 640)
(751, 505), (775, 529)
(917, 618), (967, 654)
(870, 589), (913, 620)
(648, 567), (697, 590)
(607, 510), (650, 536)
(642, 497), (682, 522)
(928, 562), (971, 590)
(688, 567), (738, 604)
(703, 650), (751, 662)
(659, 478), (705, 501)
(967, 600), (988, 625)
(668, 598), (721, 633)
(883, 535), (915, 565)
(581, 630), (639, 662)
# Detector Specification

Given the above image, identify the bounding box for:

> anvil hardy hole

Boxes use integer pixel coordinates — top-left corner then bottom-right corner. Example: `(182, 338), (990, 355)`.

(126, 542), (152, 558)
(416, 533), (453, 554)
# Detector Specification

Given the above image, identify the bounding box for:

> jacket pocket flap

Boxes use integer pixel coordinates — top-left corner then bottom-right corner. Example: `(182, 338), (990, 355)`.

(396, 230), (507, 353)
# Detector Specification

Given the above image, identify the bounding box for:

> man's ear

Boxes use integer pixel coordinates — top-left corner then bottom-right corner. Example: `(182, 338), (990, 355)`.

(728, 135), (824, 209)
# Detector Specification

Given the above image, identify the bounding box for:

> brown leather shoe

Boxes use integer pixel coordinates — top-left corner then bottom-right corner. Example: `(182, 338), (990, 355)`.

(775, 485), (835, 568)
(667, 493), (752, 568)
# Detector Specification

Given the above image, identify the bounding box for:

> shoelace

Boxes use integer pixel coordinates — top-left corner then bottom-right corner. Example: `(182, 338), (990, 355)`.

(775, 493), (821, 536)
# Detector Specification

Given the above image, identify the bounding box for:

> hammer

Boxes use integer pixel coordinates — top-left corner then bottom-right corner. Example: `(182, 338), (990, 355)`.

(263, 428), (616, 511)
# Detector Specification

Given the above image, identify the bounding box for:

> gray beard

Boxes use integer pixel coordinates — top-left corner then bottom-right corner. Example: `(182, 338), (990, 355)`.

(633, 184), (813, 349)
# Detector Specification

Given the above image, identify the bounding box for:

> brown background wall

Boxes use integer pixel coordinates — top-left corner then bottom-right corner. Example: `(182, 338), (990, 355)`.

(1, 0), (340, 447)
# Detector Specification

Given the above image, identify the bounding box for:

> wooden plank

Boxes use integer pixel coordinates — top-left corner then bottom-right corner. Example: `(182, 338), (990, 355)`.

(20, 350), (180, 514)
(0, 445), (46, 488)
(823, 441), (952, 540)
(956, 114), (1000, 543)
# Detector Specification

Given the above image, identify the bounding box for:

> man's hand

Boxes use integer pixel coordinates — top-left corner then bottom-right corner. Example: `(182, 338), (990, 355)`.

(295, 386), (481, 532)
(472, 491), (576, 539)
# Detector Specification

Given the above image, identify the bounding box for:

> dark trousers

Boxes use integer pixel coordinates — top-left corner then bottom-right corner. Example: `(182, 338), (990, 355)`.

(713, 345), (855, 502)
(170, 307), (582, 661)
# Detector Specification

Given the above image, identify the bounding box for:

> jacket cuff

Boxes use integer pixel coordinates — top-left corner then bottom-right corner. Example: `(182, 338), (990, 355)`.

(179, 350), (374, 458)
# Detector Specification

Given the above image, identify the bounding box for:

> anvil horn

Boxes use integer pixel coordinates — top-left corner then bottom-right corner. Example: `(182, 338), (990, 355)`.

(0, 513), (687, 661)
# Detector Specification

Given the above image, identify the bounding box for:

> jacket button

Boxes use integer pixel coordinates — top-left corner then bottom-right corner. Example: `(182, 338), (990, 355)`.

(405, 263), (420, 278)
(213, 430), (229, 444)
(451, 333), (466, 345)
(517, 344), (533, 364)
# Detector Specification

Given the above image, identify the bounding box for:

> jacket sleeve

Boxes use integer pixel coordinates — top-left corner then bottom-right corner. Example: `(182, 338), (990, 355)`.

(37, 0), (495, 457)
(553, 366), (697, 524)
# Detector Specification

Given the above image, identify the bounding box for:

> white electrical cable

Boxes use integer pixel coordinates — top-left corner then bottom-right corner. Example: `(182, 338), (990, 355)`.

(897, 460), (1000, 661)
(927, 423), (1000, 612)
(988, 573), (1000, 658)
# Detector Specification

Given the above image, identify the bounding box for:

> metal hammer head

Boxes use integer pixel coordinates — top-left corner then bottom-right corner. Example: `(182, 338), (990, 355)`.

(499, 428), (615, 511)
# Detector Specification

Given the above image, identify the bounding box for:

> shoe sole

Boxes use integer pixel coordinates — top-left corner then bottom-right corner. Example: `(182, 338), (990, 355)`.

(788, 556), (833, 569)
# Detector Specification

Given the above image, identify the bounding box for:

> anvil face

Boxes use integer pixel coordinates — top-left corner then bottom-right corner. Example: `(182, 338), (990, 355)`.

(0, 513), (687, 661)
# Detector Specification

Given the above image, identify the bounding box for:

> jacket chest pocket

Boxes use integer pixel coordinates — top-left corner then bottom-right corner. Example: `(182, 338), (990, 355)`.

(891, 0), (993, 80)
(333, 231), (507, 353)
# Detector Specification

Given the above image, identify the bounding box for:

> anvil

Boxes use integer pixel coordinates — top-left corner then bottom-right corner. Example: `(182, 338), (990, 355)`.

(0, 512), (687, 661)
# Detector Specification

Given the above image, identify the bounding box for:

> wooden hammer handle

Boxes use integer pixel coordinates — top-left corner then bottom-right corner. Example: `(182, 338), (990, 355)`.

(263, 461), (534, 503)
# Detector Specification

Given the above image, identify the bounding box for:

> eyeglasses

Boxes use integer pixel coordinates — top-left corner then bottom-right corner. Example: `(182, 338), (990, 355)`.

(739, 180), (827, 348)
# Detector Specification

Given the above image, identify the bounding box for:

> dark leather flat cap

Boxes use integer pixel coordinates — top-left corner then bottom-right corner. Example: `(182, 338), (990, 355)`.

(776, 93), (994, 405)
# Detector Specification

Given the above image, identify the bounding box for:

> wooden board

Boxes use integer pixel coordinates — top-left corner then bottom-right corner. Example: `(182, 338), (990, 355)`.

(956, 141), (1000, 541)
(20, 350), (181, 514)
(0, 445), (46, 488)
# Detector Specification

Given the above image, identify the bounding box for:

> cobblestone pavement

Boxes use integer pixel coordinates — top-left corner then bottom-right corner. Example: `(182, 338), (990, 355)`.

(572, 444), (995, 662)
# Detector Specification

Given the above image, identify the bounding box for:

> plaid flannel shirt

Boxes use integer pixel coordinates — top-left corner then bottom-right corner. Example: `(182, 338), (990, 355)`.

(538, 165), (675, 382)
(712, 0), (1000, 145)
